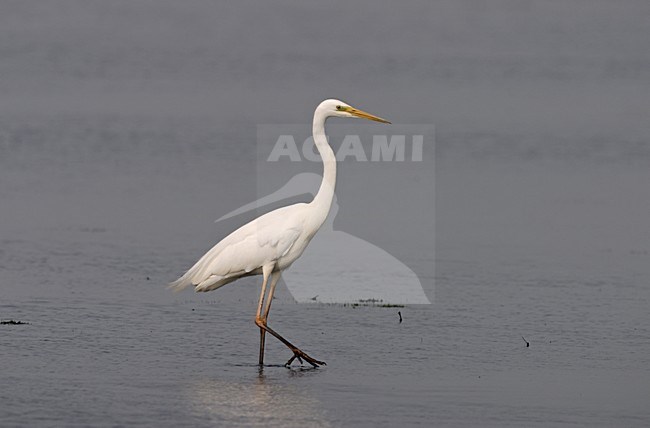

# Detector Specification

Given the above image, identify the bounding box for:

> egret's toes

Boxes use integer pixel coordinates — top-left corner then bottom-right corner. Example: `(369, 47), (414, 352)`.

(285, 349), (325, 368)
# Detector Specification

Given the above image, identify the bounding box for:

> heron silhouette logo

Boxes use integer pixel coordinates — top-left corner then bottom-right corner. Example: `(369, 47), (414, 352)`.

(217, 172), (432, 304)
(255, 122), (434, 305)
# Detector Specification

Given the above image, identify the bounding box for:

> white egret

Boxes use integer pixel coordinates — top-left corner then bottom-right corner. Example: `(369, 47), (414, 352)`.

(169, 99), (390, 367)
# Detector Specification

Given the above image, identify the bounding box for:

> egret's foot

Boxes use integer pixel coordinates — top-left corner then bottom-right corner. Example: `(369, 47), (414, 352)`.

(285, 348), (325, 368)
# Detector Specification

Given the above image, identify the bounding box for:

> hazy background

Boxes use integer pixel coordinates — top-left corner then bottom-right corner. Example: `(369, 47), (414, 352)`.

(1, 1), (649, 426)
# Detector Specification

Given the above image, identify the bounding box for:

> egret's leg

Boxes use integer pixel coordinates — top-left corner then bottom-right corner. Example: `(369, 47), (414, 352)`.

(262, 271), (281, 321)
(254, 320), (326, 367)
(256, 265), (273, 365)
(254, 272), (325, 368)
(258, 271), (281, 365)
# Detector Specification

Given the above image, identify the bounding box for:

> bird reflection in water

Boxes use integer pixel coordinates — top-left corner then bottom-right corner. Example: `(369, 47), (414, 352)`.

(187, 370), (330, 427)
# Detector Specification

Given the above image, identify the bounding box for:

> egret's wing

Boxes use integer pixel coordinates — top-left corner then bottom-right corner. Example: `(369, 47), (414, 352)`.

(169, 204), (305, 292)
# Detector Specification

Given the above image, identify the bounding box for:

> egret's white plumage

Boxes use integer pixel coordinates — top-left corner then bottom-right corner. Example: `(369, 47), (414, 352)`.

(169, 204), (307, 292)
(169, 99), (389, 367)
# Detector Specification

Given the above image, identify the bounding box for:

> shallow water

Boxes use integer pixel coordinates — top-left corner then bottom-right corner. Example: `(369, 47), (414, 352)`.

(2, 1), (650, 426)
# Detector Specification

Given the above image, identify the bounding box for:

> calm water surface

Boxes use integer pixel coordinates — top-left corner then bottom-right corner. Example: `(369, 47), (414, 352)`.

(2, 1), (650, 426)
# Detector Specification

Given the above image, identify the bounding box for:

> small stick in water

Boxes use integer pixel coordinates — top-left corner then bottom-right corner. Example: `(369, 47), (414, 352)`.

(1, 320), (29, 325)
(521, 336), (529, 347)
(398, 311), (403, 323)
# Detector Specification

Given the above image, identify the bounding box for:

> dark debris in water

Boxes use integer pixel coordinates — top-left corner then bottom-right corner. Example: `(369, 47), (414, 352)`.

(1, 320), (29, 325)
(339, 299), (406, 308)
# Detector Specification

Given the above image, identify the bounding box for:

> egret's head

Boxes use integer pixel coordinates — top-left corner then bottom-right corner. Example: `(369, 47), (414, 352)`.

(318, 99), (391, 124)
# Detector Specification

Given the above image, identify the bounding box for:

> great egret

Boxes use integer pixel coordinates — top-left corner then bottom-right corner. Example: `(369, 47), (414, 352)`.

(169, 99), (390, 367)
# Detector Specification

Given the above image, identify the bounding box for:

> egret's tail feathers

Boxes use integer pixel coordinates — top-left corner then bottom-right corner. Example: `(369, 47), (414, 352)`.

(195, 275), (240, 292)
(167, 276), (194, 293)
(168, 273), (239, 293)
(167, 264), (203, 292)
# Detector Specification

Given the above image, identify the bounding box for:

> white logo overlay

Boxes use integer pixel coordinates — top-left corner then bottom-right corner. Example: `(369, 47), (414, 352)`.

(217, 124), (434, 305)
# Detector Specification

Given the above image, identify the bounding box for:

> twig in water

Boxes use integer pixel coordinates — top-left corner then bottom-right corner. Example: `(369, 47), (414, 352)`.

(1, 320), (29, 325)
(398, 311), (402, 323)
(521, 336), (530, 347)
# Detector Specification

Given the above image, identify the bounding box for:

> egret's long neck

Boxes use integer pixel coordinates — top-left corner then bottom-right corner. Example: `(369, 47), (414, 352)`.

(309, 114), (336, 224)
